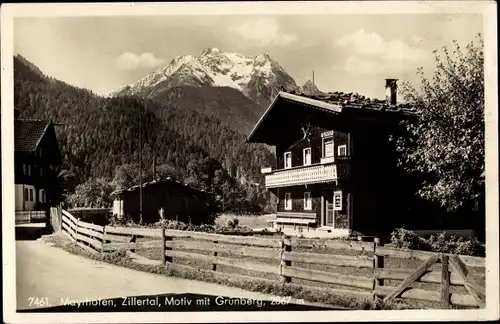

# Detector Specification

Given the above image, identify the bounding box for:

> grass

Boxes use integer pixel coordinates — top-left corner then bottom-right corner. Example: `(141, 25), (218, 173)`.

(42, 233), (410, 310)
(215, 213), (276, 229)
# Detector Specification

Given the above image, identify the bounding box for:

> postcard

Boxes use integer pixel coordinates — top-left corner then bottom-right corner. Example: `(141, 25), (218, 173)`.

(1, 1), (498, 323)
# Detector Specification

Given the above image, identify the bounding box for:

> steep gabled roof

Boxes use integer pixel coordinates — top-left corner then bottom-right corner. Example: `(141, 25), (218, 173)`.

(247, 90), (416, 145)
(286, 88), (415, 113)
(14, 119), (51, 152)
(111, 177), (208, 197)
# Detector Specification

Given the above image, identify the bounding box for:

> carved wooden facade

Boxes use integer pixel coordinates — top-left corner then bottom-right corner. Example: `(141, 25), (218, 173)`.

(247, 83), (418, 236)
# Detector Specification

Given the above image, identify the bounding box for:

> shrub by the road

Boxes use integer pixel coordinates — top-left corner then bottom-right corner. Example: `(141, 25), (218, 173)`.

(390, 228), (485, 257)
(106, 216), (281, 236)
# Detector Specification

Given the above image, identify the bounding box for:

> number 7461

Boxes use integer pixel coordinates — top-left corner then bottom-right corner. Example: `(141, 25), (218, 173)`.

(28, 297), (49, 307)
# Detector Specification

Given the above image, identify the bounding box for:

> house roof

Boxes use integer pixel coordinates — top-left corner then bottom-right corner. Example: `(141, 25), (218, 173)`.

(111, 177), (208, 197)
(14, 119), (52, 152)
(247, 90), (416, 145)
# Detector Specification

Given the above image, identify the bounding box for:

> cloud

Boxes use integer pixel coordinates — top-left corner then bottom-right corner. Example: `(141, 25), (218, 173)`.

(335, 29), (431, 74)
(410, 35), (425, 45)
(229, 18), (298, 47)
(115, 52), (165, 70)
(337, 56), (417, 75)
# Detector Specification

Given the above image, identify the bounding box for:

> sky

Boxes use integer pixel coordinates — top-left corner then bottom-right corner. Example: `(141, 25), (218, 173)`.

(14, 13), (483, 99)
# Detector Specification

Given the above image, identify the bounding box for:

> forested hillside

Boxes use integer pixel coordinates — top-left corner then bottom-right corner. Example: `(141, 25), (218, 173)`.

(14, 55), (276, 214)
(145, 85), (265, 135)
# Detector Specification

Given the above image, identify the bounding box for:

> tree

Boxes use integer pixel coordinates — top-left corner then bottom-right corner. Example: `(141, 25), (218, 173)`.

(155, 163), (181, 180)
(112, 163), (140, 191)
(67, 177), (114, 208)
(396, 34), (484, 211)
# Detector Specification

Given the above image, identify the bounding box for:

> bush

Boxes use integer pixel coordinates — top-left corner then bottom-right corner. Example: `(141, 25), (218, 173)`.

(451, 236), (485, 256)
(425, 232), (453, 253)
(390, 227), (485, 256)
(227, 218), (239, 229)
(117, 218), (261, 236)
(390, 228), (422, 250)
(107, 213), (134, 227)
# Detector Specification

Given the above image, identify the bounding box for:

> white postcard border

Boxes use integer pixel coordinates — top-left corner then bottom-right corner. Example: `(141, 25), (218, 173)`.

(2, 1), (498, 323)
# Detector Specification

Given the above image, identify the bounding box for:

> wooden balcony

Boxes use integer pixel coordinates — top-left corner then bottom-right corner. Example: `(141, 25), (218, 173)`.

(264, 163), (337, 188)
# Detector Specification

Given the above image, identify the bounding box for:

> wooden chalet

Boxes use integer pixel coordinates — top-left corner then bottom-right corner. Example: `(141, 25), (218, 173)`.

(247, 79), (419, 236)
(111, 178), (214, 225)
(14, 119), (63, 211)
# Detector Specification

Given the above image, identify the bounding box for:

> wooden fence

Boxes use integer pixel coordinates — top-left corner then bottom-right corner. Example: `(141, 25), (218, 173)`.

(15, 210), (46, 224)
(60, 210), (486, 309)
(61, 210), (106, 254)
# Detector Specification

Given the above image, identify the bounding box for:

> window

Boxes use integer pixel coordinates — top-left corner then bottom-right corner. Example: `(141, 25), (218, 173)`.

(24, 188), (28, 201)
(303, 148), (311, 166)
(39, 148), (42, 158)
(29, 189), (33, 202)
(284, 152), (292, 169)
(323, 139), (334, 157)
(338, 145), (347, 156)
(40, 167), (43, 177)
(284, 193), (292, 210)
(28, 165), (31, 176)
(39, 189), (46, 203)
(304, 192), (312, 210)
(23, 164), (26, 175)
(333, 191), (342, 211)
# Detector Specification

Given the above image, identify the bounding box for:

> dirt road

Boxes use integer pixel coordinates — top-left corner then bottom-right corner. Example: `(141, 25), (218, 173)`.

(15, 230), (337, 312)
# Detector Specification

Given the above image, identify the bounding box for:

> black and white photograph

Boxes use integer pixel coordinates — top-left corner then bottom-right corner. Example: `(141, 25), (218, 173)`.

(1, 1), (498, 323)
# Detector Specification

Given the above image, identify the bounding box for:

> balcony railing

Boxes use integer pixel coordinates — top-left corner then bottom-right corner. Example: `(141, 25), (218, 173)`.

(264, 162), (337, 188)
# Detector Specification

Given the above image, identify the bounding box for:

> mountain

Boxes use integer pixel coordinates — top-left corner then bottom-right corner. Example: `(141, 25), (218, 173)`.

(14, 55), (276, 213)
(111, 48), (298, 132)
(14, 54), (46, 81)
(113, 48), (297, 105)
(143, 85), (264, 135)
(296, 80), (324, 96)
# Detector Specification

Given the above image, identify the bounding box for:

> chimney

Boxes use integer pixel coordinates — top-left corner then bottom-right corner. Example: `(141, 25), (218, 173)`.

(385, 78), (398, 105)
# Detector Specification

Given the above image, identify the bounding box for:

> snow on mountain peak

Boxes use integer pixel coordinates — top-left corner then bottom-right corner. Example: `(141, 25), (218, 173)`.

(201, 47), (222, 56)
(112, 48), (298, 105)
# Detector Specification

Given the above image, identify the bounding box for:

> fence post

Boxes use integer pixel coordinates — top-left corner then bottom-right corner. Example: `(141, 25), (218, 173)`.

(164, 230), (173, 264)
(212, 241), (218, 271)
(161, 227), (166, 264)
(75, 218), (80, 244)
(440, 254), (450, 309)
(130, 235), (136, 253)
(28, 211), (32, 223)
(101, 226), (107, 254)
(280, 236), (292, 283)
(372, 237), (384, 299)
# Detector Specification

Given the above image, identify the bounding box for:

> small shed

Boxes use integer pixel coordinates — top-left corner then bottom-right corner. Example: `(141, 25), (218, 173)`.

(110, 178), (214, 225)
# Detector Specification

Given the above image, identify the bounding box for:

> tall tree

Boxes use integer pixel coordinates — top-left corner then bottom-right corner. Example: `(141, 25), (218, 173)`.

(396, 34), (484, 211)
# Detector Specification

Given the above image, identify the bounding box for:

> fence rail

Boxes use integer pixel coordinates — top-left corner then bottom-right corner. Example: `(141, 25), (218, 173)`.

(15, 210), (47, 224)
(60, 210), (486, 309)
(61, 210), (105, 254)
